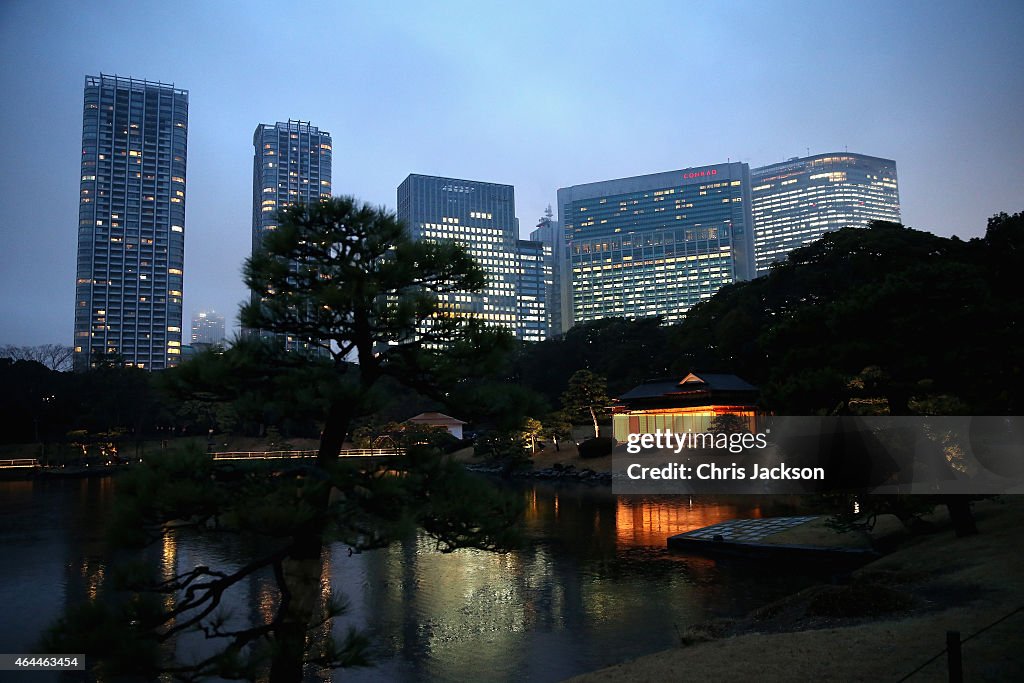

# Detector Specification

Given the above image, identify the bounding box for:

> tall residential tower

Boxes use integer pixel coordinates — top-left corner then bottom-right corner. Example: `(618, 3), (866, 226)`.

(751, 153), (900, 275)
(250, 120), (332, 351)
(73, 75), (188, 370)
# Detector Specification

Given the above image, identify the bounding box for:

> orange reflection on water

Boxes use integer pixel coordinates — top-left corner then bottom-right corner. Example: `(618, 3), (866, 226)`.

(615, 497), (762, 549)
(161, 532), (177, 613)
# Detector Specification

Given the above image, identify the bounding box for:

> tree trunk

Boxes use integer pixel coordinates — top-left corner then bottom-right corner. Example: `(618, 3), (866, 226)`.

(270, 397), (354, 681)
(270, 532), (325, 682)
(589, 406), (599, 439)
(317, 400), (351, 465)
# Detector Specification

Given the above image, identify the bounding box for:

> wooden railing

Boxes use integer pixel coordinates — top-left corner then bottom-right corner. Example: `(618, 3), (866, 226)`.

(211, 449), (403, 461)
(0, 458), (41, 469)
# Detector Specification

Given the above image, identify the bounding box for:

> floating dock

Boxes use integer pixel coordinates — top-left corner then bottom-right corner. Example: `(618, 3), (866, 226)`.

(668, 515), (880, 564)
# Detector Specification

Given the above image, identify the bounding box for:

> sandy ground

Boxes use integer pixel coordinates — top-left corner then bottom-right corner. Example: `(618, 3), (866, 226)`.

(567, 497), (1024, 682)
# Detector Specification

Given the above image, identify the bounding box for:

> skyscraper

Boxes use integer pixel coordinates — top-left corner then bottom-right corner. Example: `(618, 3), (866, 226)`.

(557, 162), (755, 331)
(191, 310), (226, 346)
(73, 75), (188, 371)
(751, 153), (901, 275)
(397, 174), (546, 341)
(250, 120), (332, 351)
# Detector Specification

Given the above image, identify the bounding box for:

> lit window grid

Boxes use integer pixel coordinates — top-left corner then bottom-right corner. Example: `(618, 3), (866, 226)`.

(398, 175), (547, 341)
(563, 176), (750, 326)
(751, 155), (900, 275)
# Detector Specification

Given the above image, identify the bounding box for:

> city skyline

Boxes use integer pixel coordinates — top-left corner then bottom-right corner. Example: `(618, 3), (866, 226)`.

(1, 1), (1022, 346)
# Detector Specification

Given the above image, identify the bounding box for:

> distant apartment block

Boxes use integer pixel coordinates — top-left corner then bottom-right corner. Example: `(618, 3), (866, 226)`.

(557, 163), (755, 332)
(397, 174), (547, 341)
(751, 153), (900, 275)
(190, 310), (226, 345)
(73, 74), (188, 370)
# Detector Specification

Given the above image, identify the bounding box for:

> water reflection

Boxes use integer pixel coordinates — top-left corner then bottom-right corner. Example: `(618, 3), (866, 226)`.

(0, 477), (820, 683)
(327, 483), (818, 683)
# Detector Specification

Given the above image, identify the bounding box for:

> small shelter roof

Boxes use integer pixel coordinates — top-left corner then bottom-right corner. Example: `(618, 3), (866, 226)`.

(406, 412), (467, 426)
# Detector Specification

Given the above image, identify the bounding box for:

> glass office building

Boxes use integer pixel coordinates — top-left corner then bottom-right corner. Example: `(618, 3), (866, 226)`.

(397, 174), (546, 341)
(529, 208), (566, 338)
(557, 162), (755, 331)
(516, 239), (548, 342)
(73, 75), (188, 371)
(751, 153), (900, 275)
(250, 120), (332, 352)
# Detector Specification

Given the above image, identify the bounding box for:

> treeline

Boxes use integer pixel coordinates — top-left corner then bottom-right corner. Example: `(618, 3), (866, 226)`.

(2, 212), (1021, 446)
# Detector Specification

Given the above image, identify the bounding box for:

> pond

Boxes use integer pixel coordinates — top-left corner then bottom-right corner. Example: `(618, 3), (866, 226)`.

(0, 476), (824, 682)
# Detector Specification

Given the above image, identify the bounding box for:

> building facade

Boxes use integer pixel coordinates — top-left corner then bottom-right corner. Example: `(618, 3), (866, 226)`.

(529, 207), (567, 338)
(751, 153), (900, 275)
(557, 162), (755, 331)
(397, 174), (546, 341)
(74, 75), (189, 371)
(516, 238), (547, 342)
(250, 120), (332, 352)
(190, 310), (226, 345)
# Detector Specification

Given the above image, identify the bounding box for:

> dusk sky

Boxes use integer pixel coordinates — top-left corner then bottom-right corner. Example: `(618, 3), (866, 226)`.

(1, 0), (1021, 346)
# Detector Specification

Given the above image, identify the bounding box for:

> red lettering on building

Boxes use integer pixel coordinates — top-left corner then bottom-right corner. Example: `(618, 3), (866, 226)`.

(682, 169), (718, 179)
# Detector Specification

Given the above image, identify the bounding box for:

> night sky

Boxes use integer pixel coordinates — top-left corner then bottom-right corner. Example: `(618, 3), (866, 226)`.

(1, 0), (1021, 345)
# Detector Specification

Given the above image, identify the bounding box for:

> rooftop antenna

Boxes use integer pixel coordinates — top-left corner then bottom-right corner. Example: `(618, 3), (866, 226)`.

(806, 147), (810, 157)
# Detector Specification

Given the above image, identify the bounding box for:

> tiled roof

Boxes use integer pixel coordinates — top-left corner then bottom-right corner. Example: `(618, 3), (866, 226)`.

(618, 373), (757, 401)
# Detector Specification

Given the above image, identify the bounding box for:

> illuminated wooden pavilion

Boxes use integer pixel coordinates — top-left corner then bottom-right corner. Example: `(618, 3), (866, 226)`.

(611, 372), (761, 442)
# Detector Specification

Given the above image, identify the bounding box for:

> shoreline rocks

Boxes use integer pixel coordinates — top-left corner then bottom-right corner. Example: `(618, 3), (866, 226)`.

(464, 462), (613, 484)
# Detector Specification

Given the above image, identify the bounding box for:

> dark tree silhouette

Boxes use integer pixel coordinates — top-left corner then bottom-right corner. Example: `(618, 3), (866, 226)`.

(46, 197), (524, 682)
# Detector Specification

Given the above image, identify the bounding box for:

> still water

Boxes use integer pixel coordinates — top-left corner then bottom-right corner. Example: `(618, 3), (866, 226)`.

(0, 476), (822, 682)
